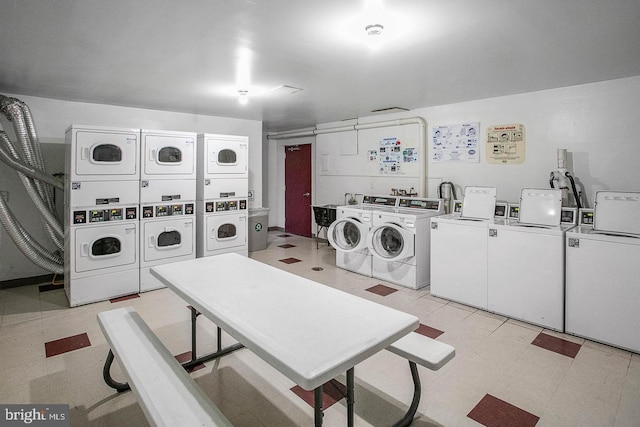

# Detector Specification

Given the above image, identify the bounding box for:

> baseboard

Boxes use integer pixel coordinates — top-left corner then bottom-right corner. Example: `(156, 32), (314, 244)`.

(268, 226), (285, 231)
(0, 273), (63, 290)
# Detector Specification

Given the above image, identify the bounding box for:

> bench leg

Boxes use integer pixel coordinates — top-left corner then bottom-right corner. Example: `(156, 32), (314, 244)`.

(103, 350), (131, 393)
(392, 361), (421, 427)
(346, 367), (355, 427)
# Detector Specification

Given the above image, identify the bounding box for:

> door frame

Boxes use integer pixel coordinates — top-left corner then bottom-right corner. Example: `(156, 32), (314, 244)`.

(272, 137), (315, 235)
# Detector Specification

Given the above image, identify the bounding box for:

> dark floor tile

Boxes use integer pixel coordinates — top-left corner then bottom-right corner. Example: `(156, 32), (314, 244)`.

(467, 394), (539, 427)
(279, 257), (302, 264)
(109, 294), (140, 303)
(45, 333), (91, 358)
(415, 323), (444, 339)
(278, 244), (296, 249)
(366, 284), (398, 297)
(531, 332), (581, 358)
(39, 283), (64, 292)
(174, 351), (206, 373)
(291, 379), (346, 409)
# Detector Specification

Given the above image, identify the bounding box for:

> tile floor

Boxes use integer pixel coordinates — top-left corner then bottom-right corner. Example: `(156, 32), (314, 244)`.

(1, 231), (639, 426)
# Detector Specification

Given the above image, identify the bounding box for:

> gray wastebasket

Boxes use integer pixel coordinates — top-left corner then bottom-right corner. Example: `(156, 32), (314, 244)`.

(248, 207), (270, 251)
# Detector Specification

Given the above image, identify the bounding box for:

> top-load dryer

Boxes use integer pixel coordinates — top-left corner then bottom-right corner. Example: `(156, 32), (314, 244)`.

(65, 125), (140, 182)
(565, 191), (640, 352)
(327, 195), (398, 277)
(430, 186), (497, 309)
(197, 133), (249, 199)
(367, 197), (444, 289)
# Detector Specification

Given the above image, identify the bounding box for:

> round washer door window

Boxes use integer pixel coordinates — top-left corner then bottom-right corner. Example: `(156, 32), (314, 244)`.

(377, 227), (404, 258)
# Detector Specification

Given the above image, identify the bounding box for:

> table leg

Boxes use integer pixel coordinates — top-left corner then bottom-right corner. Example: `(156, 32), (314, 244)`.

(314, 386), (324, 427)
(392, 361), (421, 427)
(102, 350), (130, 392)
(190, 306), (199, 362)
(346, 368), (355, 427)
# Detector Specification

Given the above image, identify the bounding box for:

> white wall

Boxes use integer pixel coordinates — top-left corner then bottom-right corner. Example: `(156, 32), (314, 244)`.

(0, 93), (262, 281)
(266, 76), (640, 229)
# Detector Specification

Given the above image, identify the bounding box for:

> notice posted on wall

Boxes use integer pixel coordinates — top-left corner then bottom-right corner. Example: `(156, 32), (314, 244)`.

(379, 137), (402, 174)
(431, 123), (479, 163)
(486, 124), (525, 164)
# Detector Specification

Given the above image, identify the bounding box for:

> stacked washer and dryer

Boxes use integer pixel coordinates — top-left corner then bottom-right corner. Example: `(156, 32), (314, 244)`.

(196, 134), (249, 257)
(64, 126), (141, 306)
(139, 130), (197, 292)
(565, 191), (640, 352)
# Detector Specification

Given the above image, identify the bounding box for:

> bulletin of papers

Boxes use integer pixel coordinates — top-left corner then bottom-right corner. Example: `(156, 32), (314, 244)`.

(378, 137), (418, 174)
(431, 123), (480, 163)
(486, 123), (525, 164)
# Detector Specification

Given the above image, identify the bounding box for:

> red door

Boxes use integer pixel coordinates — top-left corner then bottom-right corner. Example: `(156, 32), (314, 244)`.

(285, 144), (312, 237)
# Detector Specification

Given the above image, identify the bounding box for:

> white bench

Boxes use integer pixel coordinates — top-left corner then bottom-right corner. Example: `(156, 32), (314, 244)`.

(97, 306), (233, 427)
(386, 332), (456, 427)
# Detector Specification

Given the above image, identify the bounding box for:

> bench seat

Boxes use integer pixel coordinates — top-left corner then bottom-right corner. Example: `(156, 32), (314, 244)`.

(387, 332), (455, 370)
(97, 306), (233, 427)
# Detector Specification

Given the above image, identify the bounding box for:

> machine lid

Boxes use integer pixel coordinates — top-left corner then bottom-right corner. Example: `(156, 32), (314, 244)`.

(593, 191), (640, 236)
(367, 223), (414, 261)
(460, 186), (497, 220)
(518, 188), (562, 226)
(327, 218), (369, 252)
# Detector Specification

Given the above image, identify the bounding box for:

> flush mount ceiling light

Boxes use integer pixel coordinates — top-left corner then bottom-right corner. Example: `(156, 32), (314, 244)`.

(365, 24), (384, 36)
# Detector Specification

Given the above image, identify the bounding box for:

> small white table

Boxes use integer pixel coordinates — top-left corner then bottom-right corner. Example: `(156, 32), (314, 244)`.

(151, 253), (419, 426)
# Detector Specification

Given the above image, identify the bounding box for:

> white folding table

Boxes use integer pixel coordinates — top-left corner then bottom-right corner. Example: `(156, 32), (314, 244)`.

(149, 253), (419, 426)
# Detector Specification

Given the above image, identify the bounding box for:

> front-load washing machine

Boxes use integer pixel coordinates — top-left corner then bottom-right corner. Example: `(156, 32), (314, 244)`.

(197, 134), (248, 200)
(430, 186), (497, 309)
(367, 198), (444, 289)
(565, 191), (640, 352)
(327, 195), (398, 277)
(65, 125), (140, 182)
(196, 198), (248, 257)
(140, 201), (196, 292)
(487, 188), (574, 331)
(64, 202), (139, 307)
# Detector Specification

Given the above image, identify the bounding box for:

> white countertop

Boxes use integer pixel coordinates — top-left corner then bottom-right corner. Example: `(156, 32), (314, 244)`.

(151, 253), (419, 390)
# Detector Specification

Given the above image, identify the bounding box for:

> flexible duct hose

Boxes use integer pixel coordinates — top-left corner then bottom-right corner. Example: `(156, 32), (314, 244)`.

(0, 94), (64, 273)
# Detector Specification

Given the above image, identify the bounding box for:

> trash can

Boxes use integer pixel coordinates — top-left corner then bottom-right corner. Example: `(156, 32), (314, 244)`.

(248, 207), (270, 251)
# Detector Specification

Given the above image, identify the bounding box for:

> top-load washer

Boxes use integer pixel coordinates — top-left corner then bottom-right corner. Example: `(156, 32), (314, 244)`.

(65, 125), (140, 182)
(430, 186), (497, 309)
(367, 197), (444, 289)
(140, 129), (196, 180)
(566, 191), (640, 352)
(327, 195), (398, 277)
(487, 188), (575, 331)
(197, 133), (249, 199)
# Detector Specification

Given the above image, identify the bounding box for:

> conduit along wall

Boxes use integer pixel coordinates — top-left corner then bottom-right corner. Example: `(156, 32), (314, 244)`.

(0, 95), (64, 274)
(267, 117), (428, 204)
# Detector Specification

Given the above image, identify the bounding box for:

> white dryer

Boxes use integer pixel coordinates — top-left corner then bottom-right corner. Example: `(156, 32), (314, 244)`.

(566, 191), (640, 352)
(196, 198), (248, 257)
(367, 198), (444, 289)
(197, 134), (249, 199)
(327, 195), (398, 277)
(140, 129), (196, 180)
(430, 186), (497, 309)
(65, 125), (140, 182)
(487, 189), (576, 331)
(140, 201), (196, 292)
(64, 203), (139, 307)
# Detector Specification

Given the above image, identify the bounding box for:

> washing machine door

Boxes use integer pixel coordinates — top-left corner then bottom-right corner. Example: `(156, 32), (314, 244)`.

(142, 133), (195, 177)
(327, 218), (369, 253)
(74, 223), (138, 273)
(205, 135), (248, 176)
(367, 223), (415, 261)
(73, 129), (139, 178)
(206, 212), (247, 252)
(143, 218), (195, 262)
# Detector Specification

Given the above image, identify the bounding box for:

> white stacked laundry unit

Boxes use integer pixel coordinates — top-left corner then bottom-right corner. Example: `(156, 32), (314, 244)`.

(64, 125), (141, 306)
(139, 130), (197, 292)
(196, 134), (249, 257)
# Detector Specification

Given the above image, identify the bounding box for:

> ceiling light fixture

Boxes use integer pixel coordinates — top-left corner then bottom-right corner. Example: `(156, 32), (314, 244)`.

(365, 24), (384, 36)
(238, 89), (249, 105)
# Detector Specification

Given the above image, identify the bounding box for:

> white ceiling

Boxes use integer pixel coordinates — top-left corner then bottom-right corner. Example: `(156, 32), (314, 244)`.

(1, 0), (640, 132)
